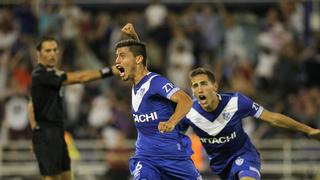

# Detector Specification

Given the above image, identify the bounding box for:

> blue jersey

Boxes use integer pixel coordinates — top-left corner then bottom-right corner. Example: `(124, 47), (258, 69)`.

(132, 72), (193, 159)
(180, 93), (263, 174)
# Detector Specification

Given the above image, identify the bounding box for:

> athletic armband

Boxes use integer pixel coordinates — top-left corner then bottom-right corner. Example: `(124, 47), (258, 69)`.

(100, 67), (113, 78)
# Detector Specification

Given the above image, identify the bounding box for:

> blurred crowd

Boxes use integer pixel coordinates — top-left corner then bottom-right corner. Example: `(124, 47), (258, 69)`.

(1, 0), (320, 162)
(1, 0), (320, 179)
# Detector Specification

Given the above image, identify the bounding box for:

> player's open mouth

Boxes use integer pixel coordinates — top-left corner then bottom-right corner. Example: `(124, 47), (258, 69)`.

(199, 95), (206, 100)
(199, 95), (207, 105)
(116, 65), (125, 77)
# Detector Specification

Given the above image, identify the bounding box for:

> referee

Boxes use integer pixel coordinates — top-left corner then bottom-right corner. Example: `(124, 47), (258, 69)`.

(28, 36), (116, 180)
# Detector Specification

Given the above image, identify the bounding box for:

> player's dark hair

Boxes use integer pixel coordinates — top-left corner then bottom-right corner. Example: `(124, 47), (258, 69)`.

(115, 39), (147, 66)
(36, 36), (59, 51)
(189, 67), (216, 83)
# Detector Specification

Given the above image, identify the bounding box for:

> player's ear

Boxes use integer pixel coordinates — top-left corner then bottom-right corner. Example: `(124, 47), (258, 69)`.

(36, 51), (40, 61)
(213, 82), (218, 92)
(136, 55), (143, 65)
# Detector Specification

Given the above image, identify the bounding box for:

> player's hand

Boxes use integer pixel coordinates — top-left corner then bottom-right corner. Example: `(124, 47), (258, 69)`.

(158, 121), (176, 133)
(121, 23), (140, 40)
(309, 129), (320, 141)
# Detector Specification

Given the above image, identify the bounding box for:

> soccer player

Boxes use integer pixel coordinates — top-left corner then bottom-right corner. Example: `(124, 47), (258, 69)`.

(28, 36), (117, 180)
(115, 23), (202, 180)
(179, 67), (320, 180)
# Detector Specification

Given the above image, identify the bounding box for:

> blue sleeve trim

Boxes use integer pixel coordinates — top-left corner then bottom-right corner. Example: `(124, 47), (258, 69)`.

(166, 87), (180, 99)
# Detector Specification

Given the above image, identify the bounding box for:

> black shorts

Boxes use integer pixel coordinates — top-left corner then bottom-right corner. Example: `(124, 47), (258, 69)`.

(32, 124), (71, 176)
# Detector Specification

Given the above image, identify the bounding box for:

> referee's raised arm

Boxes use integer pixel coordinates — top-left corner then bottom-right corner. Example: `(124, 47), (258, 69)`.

(35, 36), (118, 86)
(62, 65), (118, 85)
(29, 36), (118, 180)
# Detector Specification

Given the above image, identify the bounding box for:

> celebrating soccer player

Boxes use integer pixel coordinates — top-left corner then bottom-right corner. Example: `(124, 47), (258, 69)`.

(115, 23), (202, 180)
(179, 67), (320, 180)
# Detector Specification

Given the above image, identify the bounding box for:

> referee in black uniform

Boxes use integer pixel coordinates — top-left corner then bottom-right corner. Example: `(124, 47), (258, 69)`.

(28, 36), (117, 180)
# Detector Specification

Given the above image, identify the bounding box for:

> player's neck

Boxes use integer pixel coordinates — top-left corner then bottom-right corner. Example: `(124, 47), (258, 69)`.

(133, 66), (149, 86)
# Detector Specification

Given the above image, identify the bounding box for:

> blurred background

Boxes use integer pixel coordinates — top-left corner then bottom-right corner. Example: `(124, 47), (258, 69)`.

(0, 0), (320, 179)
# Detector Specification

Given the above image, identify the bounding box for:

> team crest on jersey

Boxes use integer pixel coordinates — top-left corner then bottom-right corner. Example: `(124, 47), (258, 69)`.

(222, 111), (231, 120)
(132, 75), (158, 112)
(236, 157), (244, 166)
(138, 88), (146, 97)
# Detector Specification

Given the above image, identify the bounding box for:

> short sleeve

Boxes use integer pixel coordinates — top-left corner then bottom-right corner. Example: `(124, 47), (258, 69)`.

(151, 76), (180, 100)
(237, 93), (264, 118)
(33, 68), (66, 88)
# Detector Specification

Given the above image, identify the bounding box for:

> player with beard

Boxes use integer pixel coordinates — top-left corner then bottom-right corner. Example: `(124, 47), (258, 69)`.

(114, 23), (202, 180)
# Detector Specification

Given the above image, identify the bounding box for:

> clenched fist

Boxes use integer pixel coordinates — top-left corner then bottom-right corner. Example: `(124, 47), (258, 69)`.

(158, 120), (176, 133)
(121, 23), (140, 41)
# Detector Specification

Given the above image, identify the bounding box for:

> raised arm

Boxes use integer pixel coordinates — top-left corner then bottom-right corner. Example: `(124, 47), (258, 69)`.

(158, 90), (193, 133)
(121, 23), (140, 41)
(62, 66), (118, 85)
(259, 109), (320, 141)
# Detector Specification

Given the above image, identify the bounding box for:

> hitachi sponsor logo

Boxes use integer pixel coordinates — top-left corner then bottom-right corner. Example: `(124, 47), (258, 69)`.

(133, 112), (158, 123)
(200, 131), (236, 144)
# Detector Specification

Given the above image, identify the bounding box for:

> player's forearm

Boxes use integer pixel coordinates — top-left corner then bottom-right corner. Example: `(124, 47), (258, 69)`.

(130, 31), (140, 41)
(271, 113), (314, 134)
(169, 95), (192, 125)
